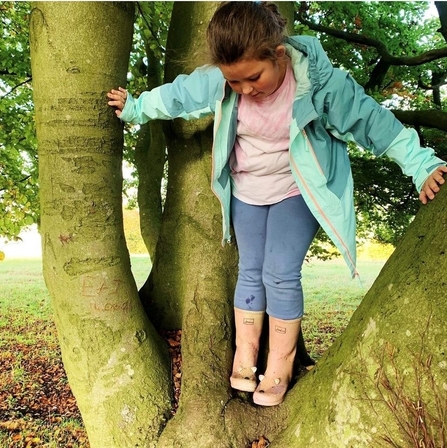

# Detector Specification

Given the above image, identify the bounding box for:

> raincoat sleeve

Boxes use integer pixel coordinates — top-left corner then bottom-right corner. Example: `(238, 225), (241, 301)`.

(323, 69), (446, 192)
(119, 66), (224, 125)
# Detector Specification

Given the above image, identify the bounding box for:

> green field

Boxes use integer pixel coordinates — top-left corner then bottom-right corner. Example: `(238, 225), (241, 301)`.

(0, 257), (385, 447)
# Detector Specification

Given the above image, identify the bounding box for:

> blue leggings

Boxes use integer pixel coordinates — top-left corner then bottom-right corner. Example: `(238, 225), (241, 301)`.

(231, 195), (319, 319)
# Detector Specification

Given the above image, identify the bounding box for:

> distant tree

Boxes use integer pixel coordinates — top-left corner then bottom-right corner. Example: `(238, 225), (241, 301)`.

(0, 1), (37, 240)
(123, 2), (172, 262)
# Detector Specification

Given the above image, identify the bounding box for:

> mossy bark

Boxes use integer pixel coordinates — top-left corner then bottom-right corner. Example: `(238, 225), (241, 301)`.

(30, 3), (171, 447)
(144, 3), (231, 331)
(145, 3), (241, 446)
(269, 183), (447, 447)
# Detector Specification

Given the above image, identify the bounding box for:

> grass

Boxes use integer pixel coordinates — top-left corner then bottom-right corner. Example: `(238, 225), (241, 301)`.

(302, 258), (384, 358)
(0, 256), (386, 447)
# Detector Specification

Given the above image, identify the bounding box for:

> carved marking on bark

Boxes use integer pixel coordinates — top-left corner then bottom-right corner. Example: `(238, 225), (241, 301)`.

(38, 136), (119, 155)
(58, 233), (73, 245)
(44, 232), (56, 259)
(82, 178), (113, 196)
(81, 275), (125, 297)
(62, 156), (100, 175)
(63, 256), (121, 276)
(61, 205), (75, 221)
(134, 329), (147, 344)
(58, 183), (76, 193)
(91, 300), (134, 313)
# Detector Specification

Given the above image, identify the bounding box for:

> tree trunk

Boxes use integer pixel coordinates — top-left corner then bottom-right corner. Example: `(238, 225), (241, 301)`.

(135, 47), (166, 264)
(268, 183), (447, 447)
(142, 3), (239, 446)
(30, 3), (171, 447)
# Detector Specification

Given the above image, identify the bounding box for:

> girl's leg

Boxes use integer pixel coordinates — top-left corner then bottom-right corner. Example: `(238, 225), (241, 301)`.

(231, 196), (268, 312)
(263, 194), (319, 320)
(253, 195), (319, 405)
(230, 196), (268, 391)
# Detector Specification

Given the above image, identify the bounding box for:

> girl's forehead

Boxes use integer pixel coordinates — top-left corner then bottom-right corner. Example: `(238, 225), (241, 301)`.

(219, 59), (273, 81)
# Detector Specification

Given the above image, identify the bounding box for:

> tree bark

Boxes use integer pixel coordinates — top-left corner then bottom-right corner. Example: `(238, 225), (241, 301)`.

(141, 4), (239, 446)
(269, 182), (447, 447)
(391, 109), (447, 133)
(135, 46), (166, 264)
(30, 3), (171, 447)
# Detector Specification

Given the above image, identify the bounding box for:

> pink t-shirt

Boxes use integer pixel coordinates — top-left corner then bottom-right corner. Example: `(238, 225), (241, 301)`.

(230, 63), (300, 205)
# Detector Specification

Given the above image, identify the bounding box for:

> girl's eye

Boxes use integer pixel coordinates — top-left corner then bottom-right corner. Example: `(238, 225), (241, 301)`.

(249, 75), (260, 81)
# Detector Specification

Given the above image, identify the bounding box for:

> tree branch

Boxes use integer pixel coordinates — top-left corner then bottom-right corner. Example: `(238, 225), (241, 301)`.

(391, 109), (447, 132)
(296, 12), (447, 66)
(0, 77), (32, 100)
(136, 2), (166, 53)
(0, 175), (31, 193)
(364, 59), (391, 91)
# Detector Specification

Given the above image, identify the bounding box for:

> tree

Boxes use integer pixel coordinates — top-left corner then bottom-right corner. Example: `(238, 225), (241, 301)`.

(30, 2), (446, 447)
(124, 2), (172, 262)
(0, 1), (38, 240)
(30, 3), (172, 446)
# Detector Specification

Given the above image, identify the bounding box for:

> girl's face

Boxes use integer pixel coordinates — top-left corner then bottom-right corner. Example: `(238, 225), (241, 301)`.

(219, 46), (288, 101)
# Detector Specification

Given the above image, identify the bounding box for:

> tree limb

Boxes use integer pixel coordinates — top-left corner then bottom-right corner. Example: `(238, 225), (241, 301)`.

(0, 175), (31, 193)
(364, 59), (391, 91)
(136, 2), (166, 53)
(435, 1), (447, 42)
(0, 77), (32, 99)
(391, 109), (447, 132)
(296, 12), (447, 66)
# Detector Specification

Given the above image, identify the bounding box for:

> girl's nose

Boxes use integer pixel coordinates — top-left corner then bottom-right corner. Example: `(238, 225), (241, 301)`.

(241, 83), (253, 95)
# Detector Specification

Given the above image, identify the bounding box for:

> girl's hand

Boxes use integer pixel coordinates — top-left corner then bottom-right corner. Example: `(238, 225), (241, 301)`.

(419, 165), (447, 204)
(107, 87), (128, 117)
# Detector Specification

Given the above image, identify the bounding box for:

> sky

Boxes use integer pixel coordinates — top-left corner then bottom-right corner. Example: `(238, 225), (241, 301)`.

(0, 225), (42, 259)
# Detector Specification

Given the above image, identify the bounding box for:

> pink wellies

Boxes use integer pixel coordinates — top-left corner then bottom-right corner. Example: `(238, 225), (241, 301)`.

(230, 308), (264, 392)
(253, 316), (301, 406)
(230, 309), (302, 406)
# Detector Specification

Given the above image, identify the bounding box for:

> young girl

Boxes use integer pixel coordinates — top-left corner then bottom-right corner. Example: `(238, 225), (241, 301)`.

(108, 2), (446, 406)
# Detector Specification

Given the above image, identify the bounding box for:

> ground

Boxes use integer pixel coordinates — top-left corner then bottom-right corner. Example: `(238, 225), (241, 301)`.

(0, 313), (340, 448)
(0, 318), (88, 447)
(1, 257), (382, 447)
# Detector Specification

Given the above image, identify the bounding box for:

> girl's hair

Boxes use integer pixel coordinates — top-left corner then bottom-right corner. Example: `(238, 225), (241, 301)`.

(206, 1), (288, 65)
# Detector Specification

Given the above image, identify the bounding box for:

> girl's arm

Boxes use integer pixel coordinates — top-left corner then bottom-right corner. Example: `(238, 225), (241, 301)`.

(107, 87), (127, 118)
(107, 66), (225, 125)
(322, 69), (446, 203)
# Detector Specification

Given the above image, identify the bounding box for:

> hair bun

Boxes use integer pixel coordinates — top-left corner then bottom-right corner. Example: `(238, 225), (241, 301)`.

(262, 2), (288, 31)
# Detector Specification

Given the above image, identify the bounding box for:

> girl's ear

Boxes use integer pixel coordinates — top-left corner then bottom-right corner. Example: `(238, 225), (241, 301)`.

(275, 45), (286, 58)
